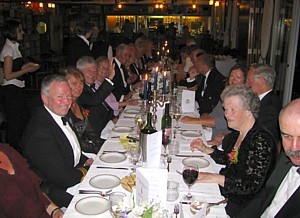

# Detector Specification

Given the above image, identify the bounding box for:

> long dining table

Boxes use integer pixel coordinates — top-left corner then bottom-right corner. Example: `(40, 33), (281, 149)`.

(64, 88), (228, 218)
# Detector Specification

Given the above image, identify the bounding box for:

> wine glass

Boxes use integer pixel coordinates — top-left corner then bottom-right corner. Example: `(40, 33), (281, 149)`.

(162, 128), (171, 157)
(182, 165), (199, 200)
(128, 145), (142, 172)
(173, 106), (182, 128)
(135, 114), (145, 134)
(109, 192), (132, 218)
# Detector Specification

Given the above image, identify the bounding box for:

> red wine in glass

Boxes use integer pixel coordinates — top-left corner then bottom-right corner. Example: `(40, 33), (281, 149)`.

(182, 165), (199, 200)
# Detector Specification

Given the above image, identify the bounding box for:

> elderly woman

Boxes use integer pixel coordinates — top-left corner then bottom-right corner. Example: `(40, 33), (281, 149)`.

(63, 66), (104, 154)
(190, 85), (277, 217)
(182, 64), (248, 140)
(95, 56), (138, 116)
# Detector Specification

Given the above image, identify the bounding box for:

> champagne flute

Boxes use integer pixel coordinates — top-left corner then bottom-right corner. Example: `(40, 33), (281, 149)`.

(135, 114), (145, 134)
(182, 165), (199, 200)
(128, 145), (142, 172)
(173, 106), (182, 128)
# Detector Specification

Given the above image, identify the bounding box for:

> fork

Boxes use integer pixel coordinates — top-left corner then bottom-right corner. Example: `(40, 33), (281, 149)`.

(174, 204), (179, 218)
(167, 156), (172, 172)
(79, 189), (112, 197)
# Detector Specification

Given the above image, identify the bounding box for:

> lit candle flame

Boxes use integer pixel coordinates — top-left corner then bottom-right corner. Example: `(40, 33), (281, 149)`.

(156, 66), (158, 72)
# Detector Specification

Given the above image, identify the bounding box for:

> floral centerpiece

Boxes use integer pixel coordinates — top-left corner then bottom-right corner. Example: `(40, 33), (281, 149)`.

(115, 194), (168, 218)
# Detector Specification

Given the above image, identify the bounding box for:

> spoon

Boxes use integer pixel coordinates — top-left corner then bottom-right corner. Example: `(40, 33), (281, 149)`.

(190, 198), (228, 215)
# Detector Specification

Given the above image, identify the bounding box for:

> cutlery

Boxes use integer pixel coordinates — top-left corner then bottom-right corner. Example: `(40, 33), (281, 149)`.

(181, 198), (228, 207)
(176, 170), (182, 175)
(79, 189), (112, 197)
(102, 150), (127, 154)
(175, 154), (204, 157)
(124, 116), (135, 118)
(110, 136), (120, 138)
(174, 204), (180, 218)
(126, 136), (139, 141)
(96, 166), (129, 170)
(167, 156), (172, 172)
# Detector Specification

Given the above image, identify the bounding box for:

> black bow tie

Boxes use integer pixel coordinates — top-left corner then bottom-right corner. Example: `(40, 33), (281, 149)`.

(297, 167), (300, 175)
(61, 116), (67, 126)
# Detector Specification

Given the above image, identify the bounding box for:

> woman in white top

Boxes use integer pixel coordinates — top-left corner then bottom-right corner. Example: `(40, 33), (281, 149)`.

(0, 19), (39, 152)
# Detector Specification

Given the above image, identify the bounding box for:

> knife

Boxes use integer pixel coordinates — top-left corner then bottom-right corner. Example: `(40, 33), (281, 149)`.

(96, 166), (129, 170)
(175, 154), (204, 157)
(180, 201), (192, 205)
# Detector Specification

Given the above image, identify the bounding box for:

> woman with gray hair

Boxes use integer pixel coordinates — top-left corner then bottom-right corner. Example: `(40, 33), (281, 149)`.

(190, 85), (277, 217)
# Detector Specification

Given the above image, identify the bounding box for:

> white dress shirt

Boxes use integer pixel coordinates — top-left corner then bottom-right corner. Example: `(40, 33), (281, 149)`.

(261, 166), (300, 217)
(44, 106), (81, 167)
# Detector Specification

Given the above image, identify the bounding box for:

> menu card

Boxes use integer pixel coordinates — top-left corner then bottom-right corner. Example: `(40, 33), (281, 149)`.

(182, 90), (195, 113)
(144, 131), (162, 168)
(136, 168), (168, 207)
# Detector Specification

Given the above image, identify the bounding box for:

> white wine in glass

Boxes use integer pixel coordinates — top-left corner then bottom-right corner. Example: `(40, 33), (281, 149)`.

(135, 115), (145, 134)
(173, 106), (182, 128)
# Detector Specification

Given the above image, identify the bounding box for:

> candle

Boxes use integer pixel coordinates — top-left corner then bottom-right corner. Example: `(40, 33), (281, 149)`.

(163, 71), (167, 94)
(143, 74), (148, 100)
(154, 69), (158, 91)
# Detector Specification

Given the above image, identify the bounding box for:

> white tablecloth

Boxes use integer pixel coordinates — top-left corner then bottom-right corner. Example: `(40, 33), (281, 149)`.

(64, 96), (227, 218)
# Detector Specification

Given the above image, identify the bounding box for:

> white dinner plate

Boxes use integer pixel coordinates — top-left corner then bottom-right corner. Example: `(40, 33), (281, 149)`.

(89, 174), (120, 189)
(75, 196), (108, 215)
(180, 130), (202, 140)
(124, 109), (141, 114)
(112, 126), (134, 133)
(99, 152), (127, 163)
(182, 157), (210, 168)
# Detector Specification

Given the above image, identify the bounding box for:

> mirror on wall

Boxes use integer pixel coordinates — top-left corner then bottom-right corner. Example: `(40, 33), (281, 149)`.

(36, 21), (47, 34)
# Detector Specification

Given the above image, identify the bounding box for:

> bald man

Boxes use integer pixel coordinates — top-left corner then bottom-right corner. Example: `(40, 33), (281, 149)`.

(236, 98), (300, 218)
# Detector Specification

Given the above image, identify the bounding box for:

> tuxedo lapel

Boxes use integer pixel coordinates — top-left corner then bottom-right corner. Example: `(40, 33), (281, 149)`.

(260, 152), (292, 211)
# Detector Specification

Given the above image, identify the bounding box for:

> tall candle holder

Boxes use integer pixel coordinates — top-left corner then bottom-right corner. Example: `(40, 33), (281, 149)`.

(151, 90), (166, 129)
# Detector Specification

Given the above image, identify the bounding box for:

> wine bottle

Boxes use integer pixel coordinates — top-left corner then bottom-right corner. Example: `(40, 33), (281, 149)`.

(140, 112), (157, 163)
(161, 103), (172, 153)
(147, 81), (153, 101)
(141, 112), (157, 134)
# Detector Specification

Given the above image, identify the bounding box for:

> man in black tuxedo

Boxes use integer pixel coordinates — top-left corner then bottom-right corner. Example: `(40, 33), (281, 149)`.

(195, 53), (226, 115)
(21, 75), (92, 207)
(236, 98), (300, 218)
(112, 43), (136, 102)
(77, 56), (115, 137)
(246, 64), (282, 144)
(67, 20), (93, 66)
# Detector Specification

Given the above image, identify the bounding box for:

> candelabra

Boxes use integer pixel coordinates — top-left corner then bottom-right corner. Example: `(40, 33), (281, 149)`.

(151, 90), (166, 129)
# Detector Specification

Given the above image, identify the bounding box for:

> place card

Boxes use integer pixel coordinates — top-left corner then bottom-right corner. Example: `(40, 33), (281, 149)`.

(182, 90), (195, 113)
(143, 131), (162, 168)
(136, 168), (168, 207)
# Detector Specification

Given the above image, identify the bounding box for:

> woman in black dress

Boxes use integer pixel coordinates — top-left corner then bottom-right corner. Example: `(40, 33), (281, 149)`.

(190, 85), (277, 217)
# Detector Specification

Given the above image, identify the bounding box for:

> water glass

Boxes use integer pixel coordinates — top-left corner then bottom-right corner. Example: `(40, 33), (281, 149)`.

(167, 181), (179, 202)
(169, 141), (180, 155)
(109, 192), (129, 218)
(128, 145), (142, 171)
